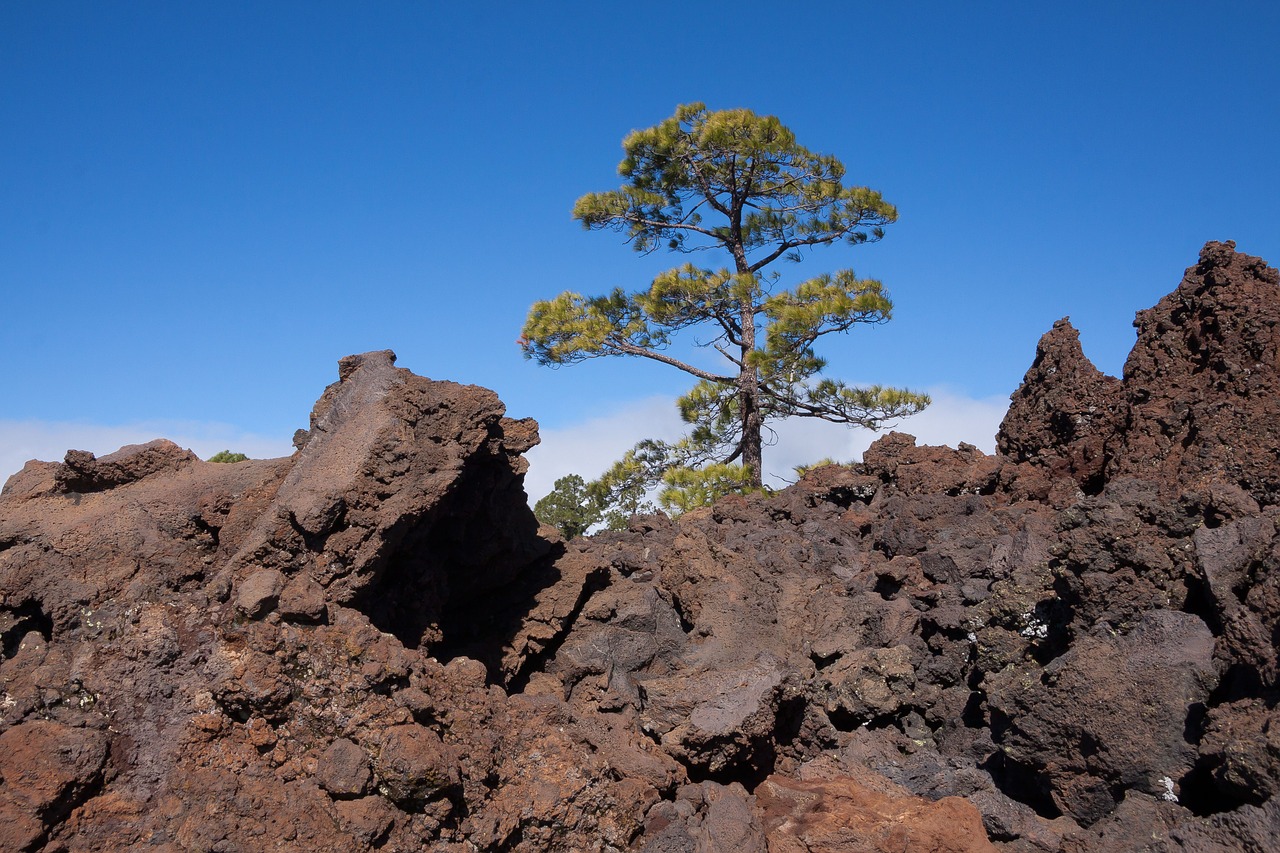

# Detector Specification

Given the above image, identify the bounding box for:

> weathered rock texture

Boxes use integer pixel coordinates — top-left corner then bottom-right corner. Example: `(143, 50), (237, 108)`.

(2, 241), (1279, 851)
(997, 318), (1124, 496)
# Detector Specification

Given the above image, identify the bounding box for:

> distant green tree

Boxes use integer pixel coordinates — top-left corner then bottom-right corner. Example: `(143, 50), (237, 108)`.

(586, 441), (664, 528)
(521, 103), (929, 497)
(534, 474), (602, 539)
(586, 439), (751, 517)
(207, 450), (249, 463)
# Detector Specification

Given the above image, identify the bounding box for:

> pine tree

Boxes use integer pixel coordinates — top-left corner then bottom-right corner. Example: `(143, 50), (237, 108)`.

(521, 103), (928, 493)
(533, 475), (601, 539)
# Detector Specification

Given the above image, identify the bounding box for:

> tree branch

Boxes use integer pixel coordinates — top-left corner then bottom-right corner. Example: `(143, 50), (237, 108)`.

(756, 385), (851, 422)
(621, 215), (719, 238)
(713, 342), (744, 368)
(723, 441), (744, 465)
(749, 231), (850, 272)
(685, 150), (733, 219)
(613, 340), (735, 383)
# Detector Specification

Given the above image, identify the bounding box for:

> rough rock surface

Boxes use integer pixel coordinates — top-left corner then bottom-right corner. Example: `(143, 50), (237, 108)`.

(1111, 241), (1280, 501)
(997, 319), (1124, 497)
(2, 242), (1279, 851)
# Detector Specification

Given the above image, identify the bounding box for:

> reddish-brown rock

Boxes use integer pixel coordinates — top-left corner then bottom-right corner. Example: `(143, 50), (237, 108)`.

(756, 768), (997, 853)
(1197, 699), (1280, 806)
(998, 318), (1124, 493)
(317, 738), (372, 799)
(53, 439), (198, 493)
(4, 243), (1280, 851)
(1110, 240), (1280, 502)
(0, 722), (109, 851)
(372, 724), (459, 808)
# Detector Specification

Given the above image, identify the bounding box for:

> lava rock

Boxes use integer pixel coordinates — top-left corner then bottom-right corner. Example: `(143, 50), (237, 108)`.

(317, 738), (373, 799)
(373, 725), (459, 809)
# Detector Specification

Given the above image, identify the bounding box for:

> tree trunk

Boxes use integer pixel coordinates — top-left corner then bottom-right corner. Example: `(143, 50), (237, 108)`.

(729, 240), (765, 489)
(740, 386), (764, 488)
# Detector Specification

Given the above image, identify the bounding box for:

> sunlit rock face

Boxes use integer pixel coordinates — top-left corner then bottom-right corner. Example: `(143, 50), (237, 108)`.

(3, 243), (1280, 852)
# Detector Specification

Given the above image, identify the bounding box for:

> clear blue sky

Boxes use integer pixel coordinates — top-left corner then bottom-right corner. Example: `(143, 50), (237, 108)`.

(3, 2), (1278, 490)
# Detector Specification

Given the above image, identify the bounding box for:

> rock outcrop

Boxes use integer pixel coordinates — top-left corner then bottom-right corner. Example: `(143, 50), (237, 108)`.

(2, 241), (1279, 851)
(1112, 241), (1280, 501)
(997, 318), (1124, 497)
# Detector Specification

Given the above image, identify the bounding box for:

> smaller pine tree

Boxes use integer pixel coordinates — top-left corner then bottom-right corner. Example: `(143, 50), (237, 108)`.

(534, 475), (602, 539)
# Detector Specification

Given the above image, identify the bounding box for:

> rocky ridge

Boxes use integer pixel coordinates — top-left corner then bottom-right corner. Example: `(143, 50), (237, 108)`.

(1, 241), (1279, 851)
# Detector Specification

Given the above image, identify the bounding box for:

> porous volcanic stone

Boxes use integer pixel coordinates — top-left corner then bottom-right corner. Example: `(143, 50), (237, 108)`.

(318, 738), (372, 799)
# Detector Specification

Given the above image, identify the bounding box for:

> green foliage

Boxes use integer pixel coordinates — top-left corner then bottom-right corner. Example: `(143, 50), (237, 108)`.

(534, 474), (601, 539)
(659, 463), (759, 513)
(543, 445), (766, 533)
(586, 441), (665, 529)
(793, 458), (841, 478)
(569, 102), (898, 257)
(522, 102), (929, 494)
(207, 450), (248, 463)
(535, 448), (669, 537)
(583, 438), (755, 521)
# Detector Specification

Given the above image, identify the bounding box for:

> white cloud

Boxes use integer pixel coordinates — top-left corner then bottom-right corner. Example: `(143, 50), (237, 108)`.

(1, 388), (1010, 507)
(523, 387), (1010, 501)
(759, 387), (1009, 486)
(0, 419), (294, 489)
(523, 396), (687, 502)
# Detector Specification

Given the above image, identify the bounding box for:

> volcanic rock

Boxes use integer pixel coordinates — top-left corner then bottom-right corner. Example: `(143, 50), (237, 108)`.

(317, 737), (373, 799)
(372, 724), (459, 808)
(755, 766), (997, 853)
(0, 351), (628, 850)
(985, 609), (1218, 825)
(997, 318), (1124, 496)
(1110, 241), (1280, 501)
(0, 722), (109, 851)
(3, 242), (1280, 851)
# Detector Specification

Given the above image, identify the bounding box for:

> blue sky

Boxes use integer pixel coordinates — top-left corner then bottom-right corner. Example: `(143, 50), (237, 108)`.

(3, 2), (1278, 498)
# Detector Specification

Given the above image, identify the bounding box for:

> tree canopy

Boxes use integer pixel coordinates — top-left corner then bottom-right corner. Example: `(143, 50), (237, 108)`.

(533, 474), (601, 539)
(533, 467), (660, 539)
(522, 103), (928, 500)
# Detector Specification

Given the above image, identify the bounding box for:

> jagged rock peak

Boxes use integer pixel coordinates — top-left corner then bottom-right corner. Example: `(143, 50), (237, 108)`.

(996, 241), (1280, 506)
(0, 351), (566, 851)
(1110, 240), (1280, 502)
(997, 317), (1123, 492)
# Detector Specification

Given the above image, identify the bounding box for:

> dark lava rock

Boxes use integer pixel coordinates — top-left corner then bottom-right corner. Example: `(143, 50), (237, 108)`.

(985, 610), (1218, 826)
(372, 724), (459, 808)
(3, 242), (1280, 851)
(998, 318), (1124, 496)
(317, 737), (372, 799)
(1110, 241), (1280, 503)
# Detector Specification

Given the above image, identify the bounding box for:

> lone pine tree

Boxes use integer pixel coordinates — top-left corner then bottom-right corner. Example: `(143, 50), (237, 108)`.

(521, 103), (928, 493)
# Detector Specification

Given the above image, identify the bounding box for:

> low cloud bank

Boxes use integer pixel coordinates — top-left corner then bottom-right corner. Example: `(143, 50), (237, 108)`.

(0, 420), (294, 488)
(523, 387), (1009, 503)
